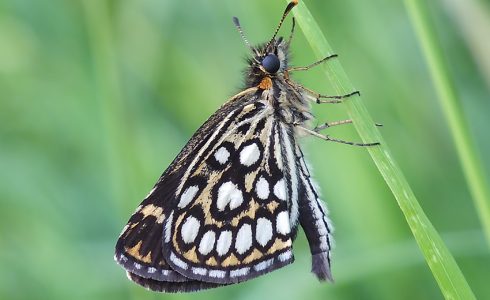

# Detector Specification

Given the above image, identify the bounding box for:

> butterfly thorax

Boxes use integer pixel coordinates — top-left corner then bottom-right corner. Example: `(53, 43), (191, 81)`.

(245, 39), (313, 128)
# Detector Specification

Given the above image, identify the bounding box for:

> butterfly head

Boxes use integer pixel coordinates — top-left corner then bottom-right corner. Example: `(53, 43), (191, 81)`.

(233, 1), (297, 86)
(253, 36), (288, 74)
(261, 53), (281, 74)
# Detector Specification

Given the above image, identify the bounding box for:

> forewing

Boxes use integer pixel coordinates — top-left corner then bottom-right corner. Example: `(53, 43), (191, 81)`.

(163, 102), (295, 284)
(114, 88), (259, 292)
(115, 173), (190, 283)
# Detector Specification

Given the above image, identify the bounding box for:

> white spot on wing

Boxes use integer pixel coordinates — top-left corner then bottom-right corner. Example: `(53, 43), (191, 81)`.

(319, 235), (329, 250)
(209, 270), (226, 278)
(192, 267), (207, 276)
(198, 230), (216, 255)
(254, 258), (273, 271)
(230, 267), (250, 278)
(178, 185), (199, 208)
(170, 252), (188, 270)
(278, 250), (292, 262)
(176, 110), (236, 195)
(276, 211), (291, 235)
(235, 224), (252, 254)
(164, 211), (173, 242)
(214, 147), (230, 164)
(256, 218), (273, 246)
(217, 181), (243, 210)
(274, 179), (286, 201)
(255, 177), (270, 200)
(240, 143), (260, 166)
(216, 230), (232, 256)
(181, 216), (200, 243)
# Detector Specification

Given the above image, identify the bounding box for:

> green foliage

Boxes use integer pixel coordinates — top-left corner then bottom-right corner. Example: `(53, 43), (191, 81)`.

(1, 0), (489, 299)
(290, 1), (477, 299)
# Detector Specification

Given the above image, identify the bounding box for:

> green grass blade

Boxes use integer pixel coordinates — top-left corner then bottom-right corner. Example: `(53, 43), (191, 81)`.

(288, 1), (476, 299)
(405, 0), (490, 247)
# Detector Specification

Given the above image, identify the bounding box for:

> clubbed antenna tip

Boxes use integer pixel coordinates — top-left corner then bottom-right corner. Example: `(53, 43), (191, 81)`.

(265, 0), (299, 49)
(233, 16), (256, 54)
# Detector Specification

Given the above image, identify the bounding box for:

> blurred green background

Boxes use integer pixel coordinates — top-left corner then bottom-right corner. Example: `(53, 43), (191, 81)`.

(1, 0), (489, 299)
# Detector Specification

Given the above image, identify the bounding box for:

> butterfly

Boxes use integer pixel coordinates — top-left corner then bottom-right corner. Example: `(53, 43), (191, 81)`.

(114, 1), (378, 293)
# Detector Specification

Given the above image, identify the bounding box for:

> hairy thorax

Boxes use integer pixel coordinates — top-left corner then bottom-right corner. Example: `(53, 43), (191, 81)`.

(259, 74), (313, 129)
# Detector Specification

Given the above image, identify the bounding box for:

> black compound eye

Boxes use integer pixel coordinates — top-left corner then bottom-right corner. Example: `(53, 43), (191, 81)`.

(261, 54), (280, 74)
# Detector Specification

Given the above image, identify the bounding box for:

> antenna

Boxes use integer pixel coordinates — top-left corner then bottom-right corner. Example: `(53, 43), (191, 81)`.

(233, 17), (258, 55)
(265, 0), (298, 50)
(286, 17), (296, 46)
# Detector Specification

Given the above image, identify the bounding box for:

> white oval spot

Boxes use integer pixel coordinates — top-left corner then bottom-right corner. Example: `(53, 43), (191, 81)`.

(198, 230), (216, 255)
(217, 181), (243, 211)
(256, 218), (273, 246)
(181, 216), (200, 244)
(255, 177), (270, 200)
(276, 211), (291, 235)
(164, 211), (173, 242)
(239, 143), (260, 166)
(274, 179), (287, 201)
(235, 224), (253, 254)
(178, 185), (199, 208)
(214, 147), (230, 165)
(216, 230), (233, 256)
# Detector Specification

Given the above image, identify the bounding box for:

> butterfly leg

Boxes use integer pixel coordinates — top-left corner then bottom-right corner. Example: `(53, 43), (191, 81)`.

(296, 125), (380, 147)
(286, 80), (360, 104)
(302, 84), (361, 104)
(287, 54), (338, 72)
(314, 120), (383, 132)
(314, 119), (353, 131)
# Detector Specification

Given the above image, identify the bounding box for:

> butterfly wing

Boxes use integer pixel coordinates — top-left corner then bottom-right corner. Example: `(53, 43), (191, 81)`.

(295, 145), (334, 281)
(126, 271), (224, 293)
(162, 98), (297, 284)
(115, 86), (334, 290)
(115, 88), (259, 291)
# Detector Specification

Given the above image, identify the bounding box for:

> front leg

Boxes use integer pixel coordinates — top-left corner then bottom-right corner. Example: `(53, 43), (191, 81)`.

(287, 80), (360, 104)
(287, 54), (338, 72)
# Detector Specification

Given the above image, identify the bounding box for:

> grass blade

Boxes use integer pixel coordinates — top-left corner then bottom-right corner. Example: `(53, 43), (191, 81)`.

(288, 1), (476, 299)
(405, 0), (490, 247)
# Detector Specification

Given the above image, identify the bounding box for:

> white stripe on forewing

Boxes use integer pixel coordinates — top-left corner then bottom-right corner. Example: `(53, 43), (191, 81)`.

(281, 124), (299, 227)
(176, 109), (236, 196)
(177, 104), (272, 197)
(273, 124), (284, 171)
